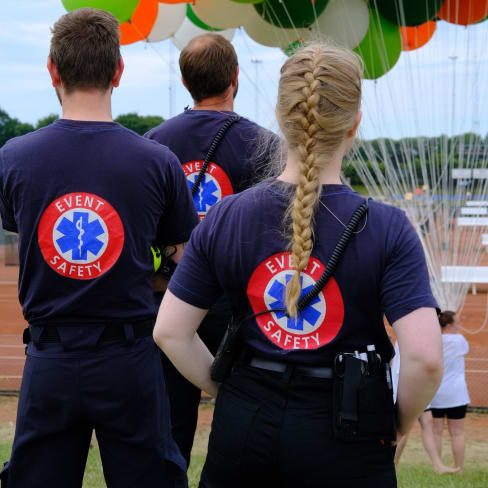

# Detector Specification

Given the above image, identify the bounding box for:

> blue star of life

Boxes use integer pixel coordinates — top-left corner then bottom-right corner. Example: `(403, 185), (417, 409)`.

(189, 174), (219, 212)
(56, 211), (105, 261)
(267, 274), (322, 331)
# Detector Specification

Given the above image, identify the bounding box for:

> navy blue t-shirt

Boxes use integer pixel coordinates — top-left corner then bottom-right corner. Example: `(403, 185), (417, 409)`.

(145, 110), (276, 220)
(0, 119), (198, 326)
(169, 180), (438, 364)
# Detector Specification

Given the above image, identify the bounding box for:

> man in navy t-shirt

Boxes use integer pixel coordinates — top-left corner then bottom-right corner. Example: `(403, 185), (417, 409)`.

(146, 33), (278, 467)
(0, 9), (197, 487)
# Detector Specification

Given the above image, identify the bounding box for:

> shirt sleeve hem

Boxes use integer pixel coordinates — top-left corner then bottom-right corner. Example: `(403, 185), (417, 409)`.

(159, 227), (195, 246)
(1, 220), (17, 233)
(168, 279), (217, 310)
(386, 297), (439, 325)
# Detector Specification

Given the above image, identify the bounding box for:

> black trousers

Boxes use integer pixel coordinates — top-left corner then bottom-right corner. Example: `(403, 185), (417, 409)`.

(199, 364), (397, 488)
(158, 294), (231, 467)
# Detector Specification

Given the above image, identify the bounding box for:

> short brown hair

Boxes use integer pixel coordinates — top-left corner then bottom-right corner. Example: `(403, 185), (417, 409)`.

(179, 34), (238, 103)
(50, 8), (120, 92)
(439, 310), (456, 328)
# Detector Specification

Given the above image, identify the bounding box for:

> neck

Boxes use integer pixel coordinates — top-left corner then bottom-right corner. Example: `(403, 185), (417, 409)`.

(192, 89), (234, 112)
(60, 88), (113, 122)
(278, 148), (344, 185)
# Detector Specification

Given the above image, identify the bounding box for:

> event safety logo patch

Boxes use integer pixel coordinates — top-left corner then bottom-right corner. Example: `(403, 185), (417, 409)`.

(182, 160), (233, 219)
(38, 192), (124, 280)
(247, 252), (344, 350)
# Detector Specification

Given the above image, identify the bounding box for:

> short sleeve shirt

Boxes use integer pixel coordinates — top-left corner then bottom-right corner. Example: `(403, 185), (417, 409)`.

(169, 180), (438, 364)
(0, 119), (198, 325)
(145, 110), (278, 220)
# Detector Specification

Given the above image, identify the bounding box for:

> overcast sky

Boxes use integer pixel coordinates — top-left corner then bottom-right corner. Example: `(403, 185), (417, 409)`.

(2, 0), (488, 140)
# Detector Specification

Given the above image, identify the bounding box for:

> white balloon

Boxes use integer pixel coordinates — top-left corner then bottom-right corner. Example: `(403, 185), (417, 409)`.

(147, 3), (186, 43)
(313, 0), (369, 49)
(192, 0), (254, 29)
(243, 9), (308, 48)
(172, 18), (235, 51)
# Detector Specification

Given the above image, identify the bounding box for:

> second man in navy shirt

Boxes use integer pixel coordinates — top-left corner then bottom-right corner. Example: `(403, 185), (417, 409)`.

(146, 33), (278, 466)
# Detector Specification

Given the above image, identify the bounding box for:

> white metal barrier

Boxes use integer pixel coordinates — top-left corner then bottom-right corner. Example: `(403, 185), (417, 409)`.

(441, 266), (488, 294)
(461, 207), (488, 215)
(457, 217), (488, 226)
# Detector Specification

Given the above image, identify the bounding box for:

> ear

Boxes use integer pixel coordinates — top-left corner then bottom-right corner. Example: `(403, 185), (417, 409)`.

(47, 57), (61, 87)
(112, 57), (124, 88)
(232, 66), (239, 87)
(347, 110), (362, 138)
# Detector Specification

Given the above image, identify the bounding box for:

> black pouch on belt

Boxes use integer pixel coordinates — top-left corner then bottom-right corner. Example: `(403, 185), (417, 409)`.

(333, 353), (396, 441)
(210, 309), (245, 383)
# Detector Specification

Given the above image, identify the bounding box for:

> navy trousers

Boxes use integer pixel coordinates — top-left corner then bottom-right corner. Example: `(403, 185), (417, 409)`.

(1, 331), (187, 488)
(199, 364), (397, 488)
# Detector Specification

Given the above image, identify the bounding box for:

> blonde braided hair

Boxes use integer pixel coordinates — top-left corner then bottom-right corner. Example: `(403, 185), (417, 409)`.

(276, 43), (362, 317)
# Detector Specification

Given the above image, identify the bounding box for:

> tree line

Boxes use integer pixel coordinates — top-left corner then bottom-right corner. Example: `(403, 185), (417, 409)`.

(2, 107), (487, 189)
(0, 108), (164, 147)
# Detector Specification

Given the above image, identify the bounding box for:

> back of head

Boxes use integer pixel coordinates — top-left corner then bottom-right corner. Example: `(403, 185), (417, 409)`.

(179, 34), (238, 103)
(50, 8), (120, 93)
(275, 42), (363, 317)
(438, 310), (456, 329)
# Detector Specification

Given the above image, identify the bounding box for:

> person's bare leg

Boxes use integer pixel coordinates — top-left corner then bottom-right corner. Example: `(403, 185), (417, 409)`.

(447, 418), (466, 473)
(419, 411), (460, 473)
(432, 417), (444, 459)
(394, 431), (410, 467)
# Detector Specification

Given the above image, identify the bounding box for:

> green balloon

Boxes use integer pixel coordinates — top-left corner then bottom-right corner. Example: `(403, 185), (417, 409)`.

(186, 5), (223, 32)
(61, 0), (139, 24)
(354, 9), (401, 80)
(373, 0), (442, 27)
(254, 0), (329, 29)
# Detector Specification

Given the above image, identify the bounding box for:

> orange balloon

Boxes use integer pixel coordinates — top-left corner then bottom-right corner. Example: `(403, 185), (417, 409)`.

(120, 0), (159, 45)
(400, 21), (436, 51)
(158, 1), (189, 3)
(438, 0), (488, 26)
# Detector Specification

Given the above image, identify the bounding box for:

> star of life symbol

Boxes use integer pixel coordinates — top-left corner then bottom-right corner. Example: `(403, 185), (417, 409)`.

(181, 160), (233, 220)
(247, 252), (344, 350)
(38, 192), (124, 280)
(53, 209), (108, 263)
(265, 272), (326, 334)
(188, 173), (221, 214)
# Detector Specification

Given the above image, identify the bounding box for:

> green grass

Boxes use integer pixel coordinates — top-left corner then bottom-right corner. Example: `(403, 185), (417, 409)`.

(0, 397), (486, 487)
(1, 441), (486, 487)
(397, 464), (488, 488)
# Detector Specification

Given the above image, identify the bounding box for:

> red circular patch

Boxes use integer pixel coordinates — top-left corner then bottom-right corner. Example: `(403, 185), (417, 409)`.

(38, 192), (124, 280)
(247, 252), (344, 350)
(182, 160), (233, 220)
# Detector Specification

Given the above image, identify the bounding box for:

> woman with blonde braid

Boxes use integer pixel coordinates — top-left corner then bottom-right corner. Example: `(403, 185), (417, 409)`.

(154, 43), (443, 487)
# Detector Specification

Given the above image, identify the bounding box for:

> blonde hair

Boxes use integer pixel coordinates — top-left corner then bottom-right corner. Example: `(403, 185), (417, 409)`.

(276, 43), (362, 317)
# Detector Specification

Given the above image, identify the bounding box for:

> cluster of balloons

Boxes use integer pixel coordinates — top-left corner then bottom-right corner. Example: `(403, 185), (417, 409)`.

(61, 0), (488, 80)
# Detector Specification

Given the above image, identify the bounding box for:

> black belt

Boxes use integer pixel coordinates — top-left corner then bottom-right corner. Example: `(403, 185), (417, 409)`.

(35, 320), (154, 343)
(249, 357), (333, 379)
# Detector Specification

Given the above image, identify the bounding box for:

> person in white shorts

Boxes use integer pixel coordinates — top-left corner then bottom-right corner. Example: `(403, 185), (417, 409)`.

(392, 340), (459, 473)
(430, 311), (470, 473)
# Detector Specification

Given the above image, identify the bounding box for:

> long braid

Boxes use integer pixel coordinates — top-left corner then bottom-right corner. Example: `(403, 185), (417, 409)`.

(285, 66), (322, 317)
(276, 43), (363, 318)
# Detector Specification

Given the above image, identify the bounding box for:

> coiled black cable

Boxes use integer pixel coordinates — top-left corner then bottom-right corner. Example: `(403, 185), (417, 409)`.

(296, 199), (369, 312)
(191, 115), (242, 197)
